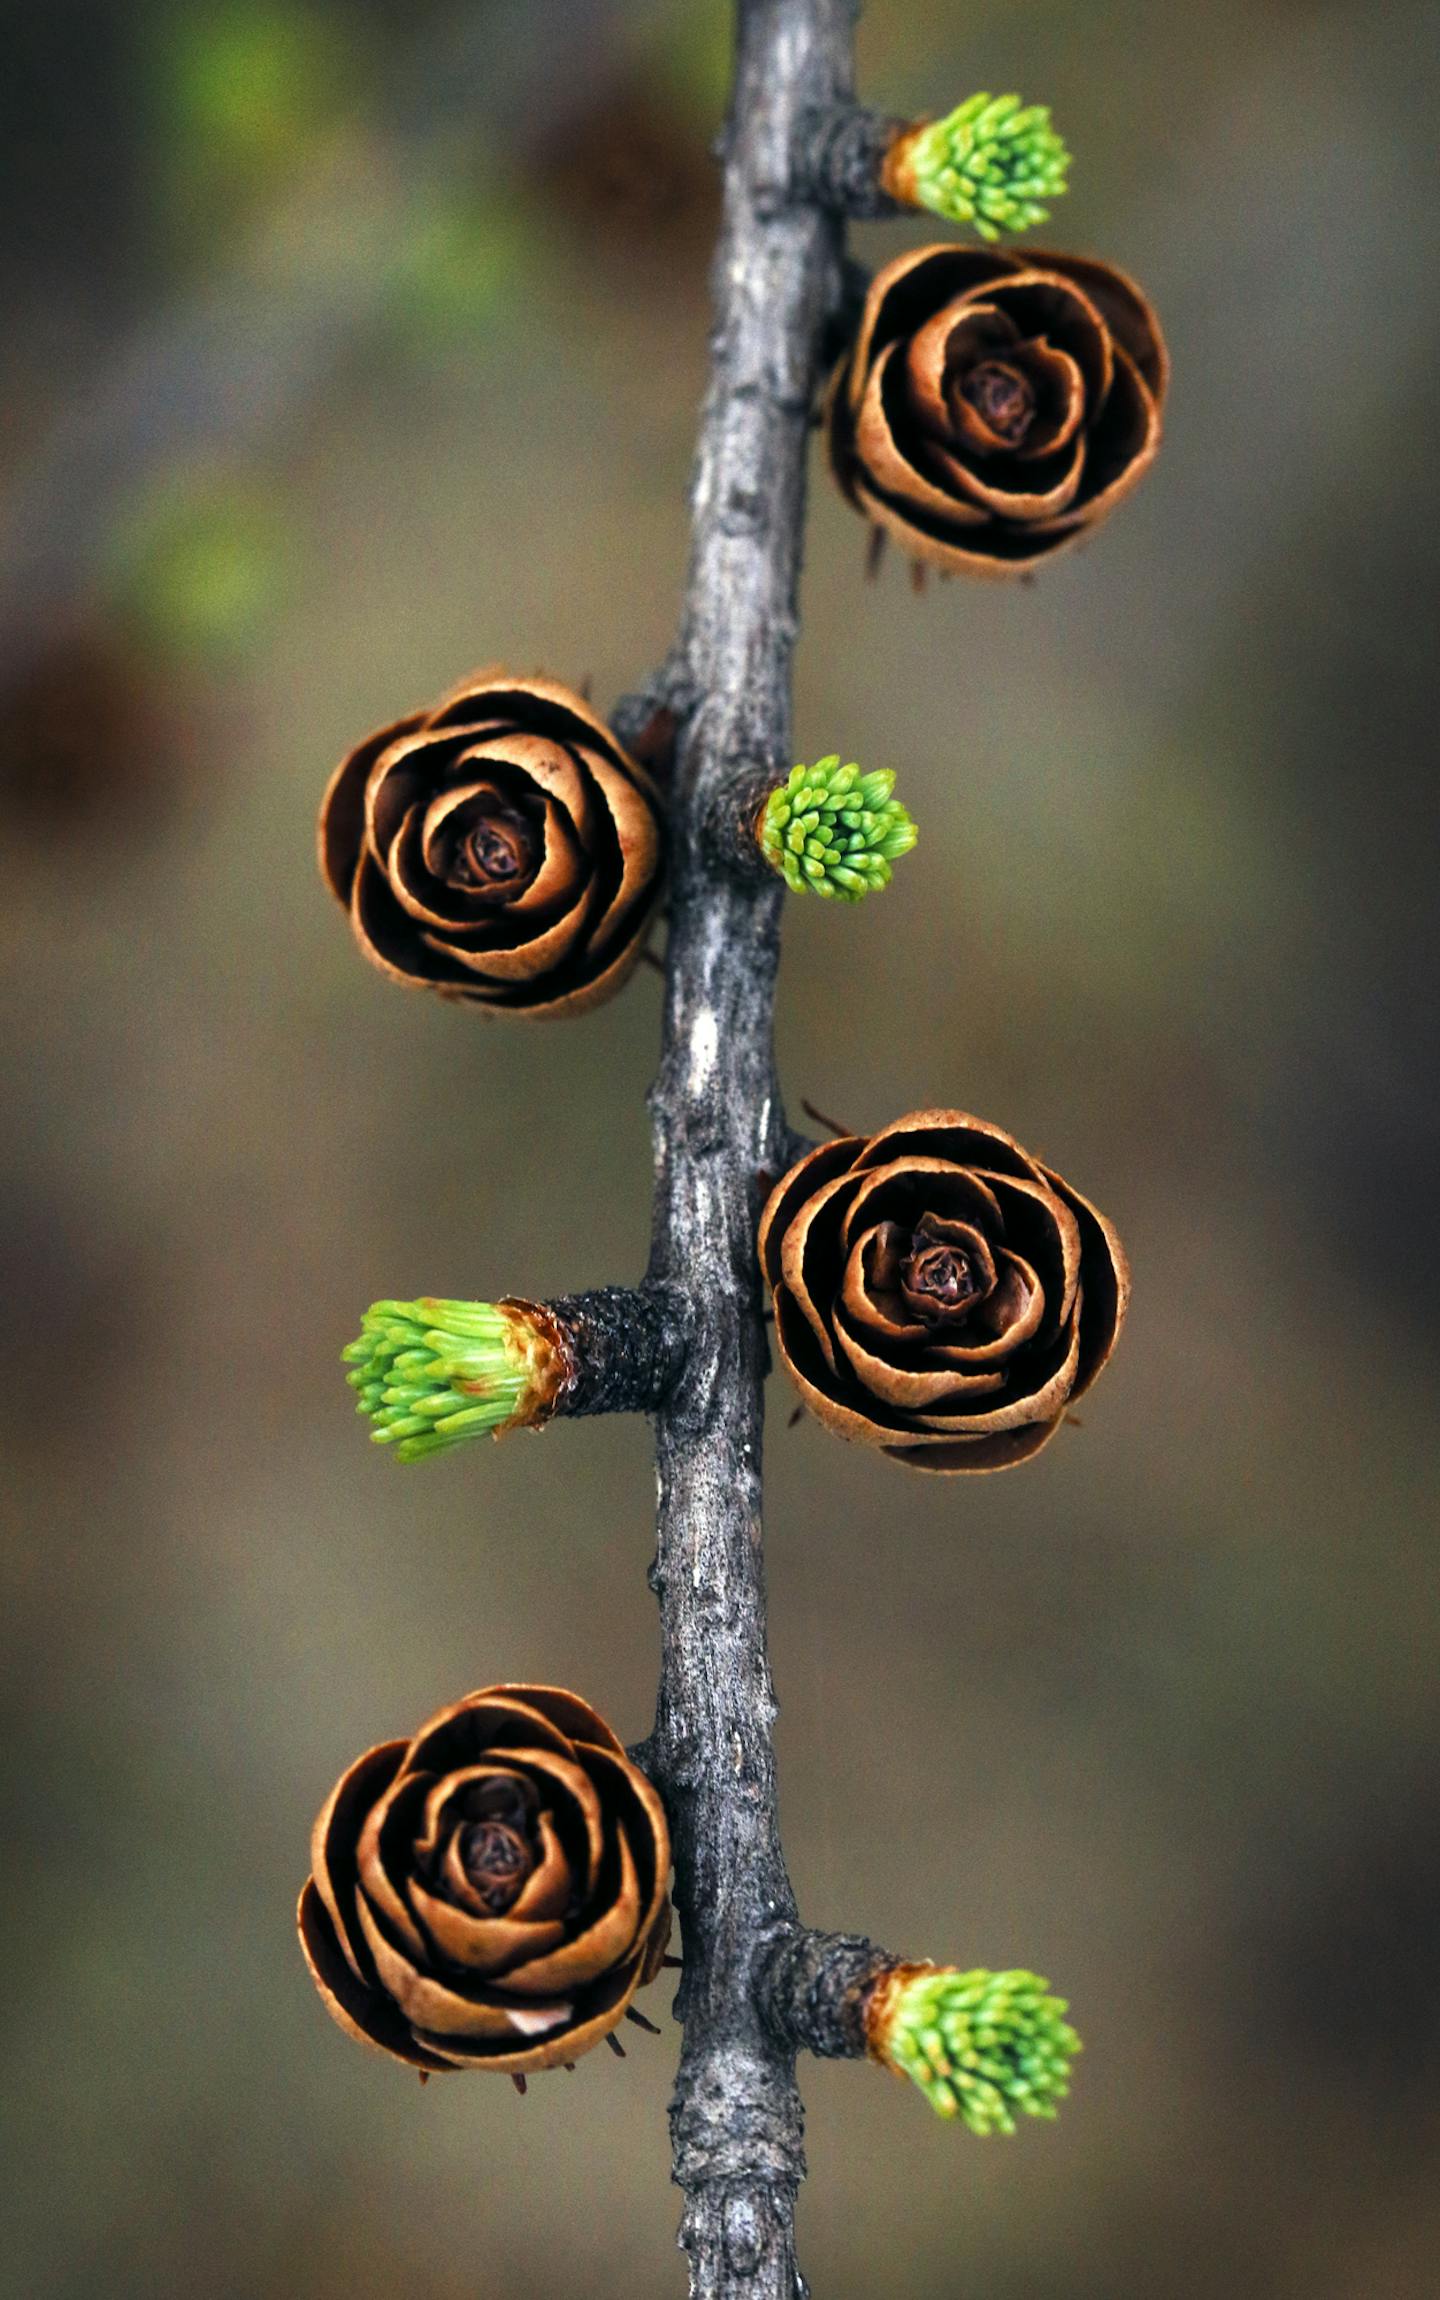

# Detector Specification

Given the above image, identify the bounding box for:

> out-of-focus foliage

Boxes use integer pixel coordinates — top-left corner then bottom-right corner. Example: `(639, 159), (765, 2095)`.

(378, 189), (533, 351)
(102, 466), (296, 659)
(152, 2), (361, 238)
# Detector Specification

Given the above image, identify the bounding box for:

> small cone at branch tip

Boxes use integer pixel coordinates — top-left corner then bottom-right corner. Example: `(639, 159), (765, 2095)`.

(317, 668), (665, 1017)
(758, 1111), (1128, 1472)
(758, 756), (918, 901)
(342, 1296), (571, 1463)
(866, 1964), (1081, 2134)
(298, 1682), (672, 2076)
(881, 93), (1070, 240)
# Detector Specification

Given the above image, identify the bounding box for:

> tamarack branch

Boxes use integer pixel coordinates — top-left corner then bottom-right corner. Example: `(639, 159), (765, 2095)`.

(300, 1), (1166, 2292)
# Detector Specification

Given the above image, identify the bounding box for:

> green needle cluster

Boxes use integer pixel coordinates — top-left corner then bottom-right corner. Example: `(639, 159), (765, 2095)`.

(898, 92), (1070, 240)
(880, 1967), (1080, 2133)
(759, 757), (917, 901)
(343, 1299), (548, 1463)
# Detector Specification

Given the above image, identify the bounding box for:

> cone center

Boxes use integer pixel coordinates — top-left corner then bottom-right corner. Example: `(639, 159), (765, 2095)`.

(457, 1819), (534, 1913)
(961, 359), (1036, 447)
(902, 1236), (986, 1320)
(448, 803), (536, 893)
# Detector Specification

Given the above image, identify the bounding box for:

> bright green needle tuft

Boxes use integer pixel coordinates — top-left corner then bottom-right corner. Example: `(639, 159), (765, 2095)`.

(759, 756), (917, 902)
(892, 93), (1070, 240)
(342, 1298), (553, 1463)
(878, 1967), (1080, 2134)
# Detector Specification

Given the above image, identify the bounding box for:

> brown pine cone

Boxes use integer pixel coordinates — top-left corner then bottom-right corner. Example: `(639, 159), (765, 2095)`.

(298, 1684), (671, 2074)
(758, 1111), (1128, 1472)
(826, 246), (1168, 577)
(318, 670), (664, 1015)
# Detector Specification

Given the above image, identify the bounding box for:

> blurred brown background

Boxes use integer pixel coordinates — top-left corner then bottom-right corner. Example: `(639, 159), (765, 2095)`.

(3, 2), (1438, 2295)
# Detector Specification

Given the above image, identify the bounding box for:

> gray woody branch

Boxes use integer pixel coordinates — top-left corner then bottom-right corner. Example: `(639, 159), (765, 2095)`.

(792, 104), (908, 218)
(550, 9), (921, 2294)
(634, 2), (885, 2293)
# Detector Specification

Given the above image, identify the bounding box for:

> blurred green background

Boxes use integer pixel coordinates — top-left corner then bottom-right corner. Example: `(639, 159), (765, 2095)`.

(3, 2), (1438, 2295)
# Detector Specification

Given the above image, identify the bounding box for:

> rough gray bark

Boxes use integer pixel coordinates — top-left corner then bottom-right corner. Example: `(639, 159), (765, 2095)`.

(542, 1286), (691, 1419)
(793, 103), (907, 217)
(525, 8), (929, 2290)
(754, 1928), (903, 2062)
(631, 5), (882, 2293)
